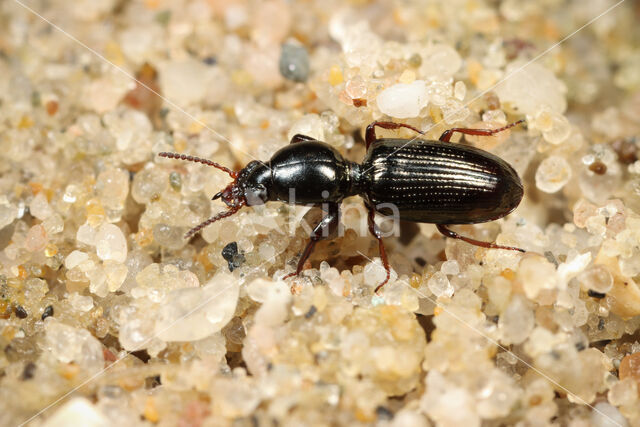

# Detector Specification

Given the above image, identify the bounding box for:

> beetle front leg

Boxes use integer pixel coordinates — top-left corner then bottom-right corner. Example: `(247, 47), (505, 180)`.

(366, 206), (392, 294)
(365, 121), (425, 150)
(436, 224), (525, 252)
(438, 119), (525, 142)
(283, 203), (341, 280)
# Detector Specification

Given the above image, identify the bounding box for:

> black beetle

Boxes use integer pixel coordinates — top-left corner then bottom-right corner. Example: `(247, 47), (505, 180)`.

(159, 119), (525, 293)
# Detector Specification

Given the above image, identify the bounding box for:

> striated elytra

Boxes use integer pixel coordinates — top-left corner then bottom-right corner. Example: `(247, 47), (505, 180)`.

(160, 119), (525, 293)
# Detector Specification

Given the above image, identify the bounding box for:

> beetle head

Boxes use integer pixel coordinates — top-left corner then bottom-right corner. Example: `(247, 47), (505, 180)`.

(229, 160), (271, 207)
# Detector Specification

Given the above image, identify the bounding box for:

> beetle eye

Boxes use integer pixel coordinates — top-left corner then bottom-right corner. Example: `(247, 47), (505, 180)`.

(244, 185), (267, 206)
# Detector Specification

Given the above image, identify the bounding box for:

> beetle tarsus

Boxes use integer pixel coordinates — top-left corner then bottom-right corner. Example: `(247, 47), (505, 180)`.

(436, 224), (524, 253)
(438, 119), (525, 143)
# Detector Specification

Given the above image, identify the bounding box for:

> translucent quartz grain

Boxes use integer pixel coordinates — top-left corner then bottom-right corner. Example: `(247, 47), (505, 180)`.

(591, 402), (628, 427)
(535, 155), (572, 193)
(96, 168), (129, 210)
(499, 295), (534, 344)
(0, 202), (18, 229)
(95, 223), (127, 263)
(517, 255), (558, 299)
(41, 398), (108, 427)
(577, 265), (613, 294)
(29, 192), (53, 220)
(440, 260), (460, 275)
(427, 271), (454, 298)
(25, 224), (47, 252)
(608, 378), (638, 407)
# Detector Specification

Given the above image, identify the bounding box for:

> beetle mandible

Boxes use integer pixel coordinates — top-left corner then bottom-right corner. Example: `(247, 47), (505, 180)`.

(159, 120), (525, 293)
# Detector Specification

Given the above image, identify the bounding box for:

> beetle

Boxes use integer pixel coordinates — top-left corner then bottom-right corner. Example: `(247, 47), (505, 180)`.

(159, 119), (525, 293)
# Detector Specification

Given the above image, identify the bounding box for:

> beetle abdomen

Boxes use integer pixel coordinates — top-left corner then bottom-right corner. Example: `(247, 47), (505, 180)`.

(362, 139), (523, 224)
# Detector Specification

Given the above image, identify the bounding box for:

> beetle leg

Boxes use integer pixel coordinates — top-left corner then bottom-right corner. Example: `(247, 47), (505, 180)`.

(289, 134), (317, 144)
(365, 121), (425, 150)
(438, 119), (525, 143)
(283, 203), (341, 280)
(366, 206), (392, 294)
(436, 224), (525, 252)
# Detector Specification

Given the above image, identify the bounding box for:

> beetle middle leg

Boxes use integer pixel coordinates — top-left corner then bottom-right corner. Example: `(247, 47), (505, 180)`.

(438, 119), (524, 143)
(283, 203), (341, 280)
(365, 121), (425, 150)
(366, 206), (392, 294)
(436, 224), (525, 253)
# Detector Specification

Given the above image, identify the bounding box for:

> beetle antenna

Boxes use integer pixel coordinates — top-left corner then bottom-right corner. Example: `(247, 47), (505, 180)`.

(499, 119), (525, 132)
(158, 152), (238, 178)
(184, 204), (244, 239)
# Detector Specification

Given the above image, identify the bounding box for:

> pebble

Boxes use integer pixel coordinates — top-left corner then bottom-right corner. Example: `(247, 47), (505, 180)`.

(25, 224), (48, 252)
(495, 61), (567, 115)
(376, 80), (428, 119)
(155, 272), (239, 342)
(43, 319), (103, 372)
(517, 255), (558, 299)
(103, 261), (128, 292)
(535, 155), (572, 193)
(541, 111), (571, 145)
(577, 265), (613, 294)
(591, 402), (628, 427)
(453, 81), (466, 101)
(29, 192), (53, 220)
(499, 295), (534, 344)
(96, 168), (129, 210)
(103, 109), (152, 156)
(76, 223), (97, 245)
(0, 202), (18, 229)
(619, 352), (640, 390)
(221, 242), (245, 272)
(608, 377), (638, 407)
(65, 250), (89, 269)
(152, 223), (186, 250)
(82, 74), (132, 114)
(131, 167), (168, 204)
(158, 59), (213, 106)
(43, 214), (64, 234)
(41, 305), (54, 320)
(427, 271), (454, 298)
(441, 260), (460, 275)
(420, 44), (462, 79)
(43, 398), (108, 427)
(95, 223), (127, 263)
(69, 293), (94, 312)
(279, 43), (310, 82)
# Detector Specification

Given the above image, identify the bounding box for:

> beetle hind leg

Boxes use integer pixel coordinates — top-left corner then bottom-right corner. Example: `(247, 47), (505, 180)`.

(436, 224), (525, 252)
